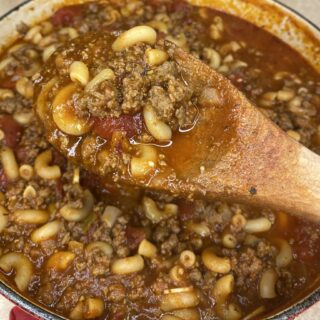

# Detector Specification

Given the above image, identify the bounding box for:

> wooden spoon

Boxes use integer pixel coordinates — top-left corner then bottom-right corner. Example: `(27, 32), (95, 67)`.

(36, 36), (320, 221)
(146, 42), (320, 220)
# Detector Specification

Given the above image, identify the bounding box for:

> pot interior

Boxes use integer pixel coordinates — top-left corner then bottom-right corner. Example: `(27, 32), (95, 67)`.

(0, 0), (319, 319)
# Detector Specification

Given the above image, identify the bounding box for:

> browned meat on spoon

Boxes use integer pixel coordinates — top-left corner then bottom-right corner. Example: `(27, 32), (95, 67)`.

(34, 26), (320, 220)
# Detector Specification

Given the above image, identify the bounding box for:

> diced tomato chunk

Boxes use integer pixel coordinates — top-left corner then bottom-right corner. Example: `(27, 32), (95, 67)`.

(0, 77), (16, 89)
(177, 199), (195, 222)
(126, 226), (146, 250)
(0, 115), (23, 149)
(52, 5), (83, 26)
(93, 114), (143, 140)
(81, 171), (118, 197)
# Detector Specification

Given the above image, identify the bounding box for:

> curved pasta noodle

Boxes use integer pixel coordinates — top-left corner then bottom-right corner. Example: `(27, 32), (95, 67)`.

(59, 27), (79, 40)
(102, 205), (122, 228)
(13, 209), (49, 225)
(0, 57), (14, 72)
(201, 247), (231, 274)
(0, 205), (8, 233)
(146, 48), (168, 67)
(222, 233), (237, 249)
(86, 241), (113, 257)
(161, 290), (199, 312)
(1, 147), (19, 180)
(52, 83), (91, 135)
(179, 250), (196, 268)
(60, 189), (94, 222)
(42, 44), (58, 62)
(70, 297), (104, 320)
(112, 26), (157, 52)
(19, 164), (34, 180)
(130, 145), (158, 178)
(31, 220), (61, 243)
(169, 265), (185, 282)
(203, 48), (221, 70)
(276, 239), (293, 268)
(231, 213), (247, 229)
(70, 61), (90, 86)
(46, 251), (75, 271)
(36, 77), (57, 121)
(111, 255), (144, 275)
(16, 77), (34, 99)
(186, 221), (210, 237)
(84, 298), (104, 319)
(259, 268), (278, 299)
(212, 274), (242, 320)
(35, 149), (61, 180)
(222, 304), (242, 320)
(275, 239), (293, 268)
(0, 88), (14, 99)
(166, 33), (188, 51)
(170, 308), (200, 320)
(0, 252), (33, 292)
(212, 274), (234, 302)
(85, 68), (115, 92)
(143, 104), (172, 141)
(244, 217), (272, 233)
(138, 239), (157, 258)
(24, 26), (42, 44)
(142, 196), (178, 223)
(147, 20), (168, 34)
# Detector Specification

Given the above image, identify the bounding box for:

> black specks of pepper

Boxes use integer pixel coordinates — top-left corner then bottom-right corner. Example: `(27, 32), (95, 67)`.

(249, 186), (257, 195)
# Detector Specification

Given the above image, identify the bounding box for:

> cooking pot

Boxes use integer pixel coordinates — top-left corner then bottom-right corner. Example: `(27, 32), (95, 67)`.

(0, 0), (319, 319)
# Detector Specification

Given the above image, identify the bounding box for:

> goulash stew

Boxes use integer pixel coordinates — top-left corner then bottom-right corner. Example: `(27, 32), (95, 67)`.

(0, 1), (319, 319)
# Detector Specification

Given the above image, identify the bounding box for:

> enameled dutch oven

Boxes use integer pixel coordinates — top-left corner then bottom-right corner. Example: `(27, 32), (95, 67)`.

(0, 0), (319, 319)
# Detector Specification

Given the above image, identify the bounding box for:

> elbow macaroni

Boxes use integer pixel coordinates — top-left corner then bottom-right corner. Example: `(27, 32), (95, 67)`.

(112, 26), (157, 52)
(0, 252), (33, 292)
(161, 289), (199, 312)
(130, 145), (158, 178)
(202, 247), (231, 274)
(138, 239), (157, 258)
(1, 147), (19, 180)
(35, 149), (61, 180)
(52, 83), (92, 136)
(13, 209), (49, 225)
(275, 239), (293, 268)
(70, 297), (104, 320)
(85, 68), (115, 92)
(86, 241), (113, 257)
(146, 48), (169, 67)
(111, 255), (144, 275)
(31, 220), (61, 243)
(259, 268), (278, 299)
(143, 104), (172, 141)
(60, 189), (94, 222)
(46, 251), (75, 271)
(142, 196), (178, 223)
(244, 217), (272, 233)
(70, 61), (90, 86)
